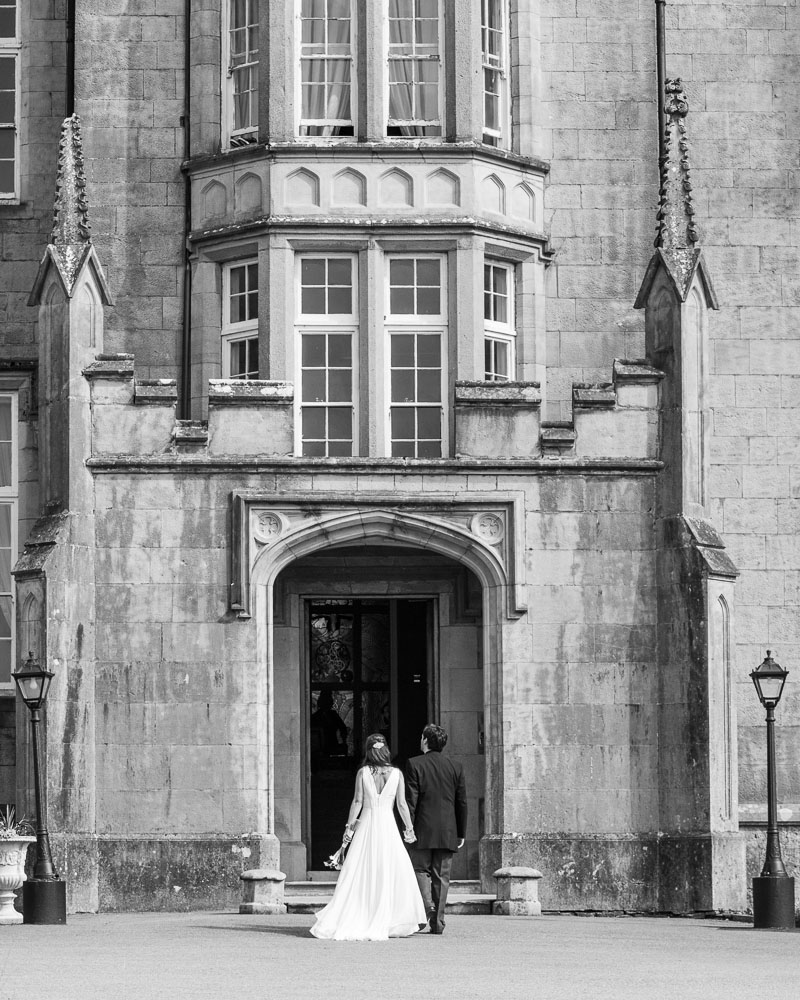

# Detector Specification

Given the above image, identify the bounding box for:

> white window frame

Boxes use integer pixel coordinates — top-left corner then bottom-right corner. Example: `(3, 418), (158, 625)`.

(295, 253), (359, 457)
(0, 391), (18, 692)
(385, 0), (443, 139)
(384, 254), (448, 458)
(223, 0), (259, 148)
(297, 0), (357, 139)
(0, 0), (19, 202)
(481, 0), (510, 148)
(484, 259), (515, 381)
(222, 260), (259, 379)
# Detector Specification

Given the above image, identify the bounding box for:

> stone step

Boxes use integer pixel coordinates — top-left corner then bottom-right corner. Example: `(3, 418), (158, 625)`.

(288, 878), (485, 897)
(286, 894), (495, 915)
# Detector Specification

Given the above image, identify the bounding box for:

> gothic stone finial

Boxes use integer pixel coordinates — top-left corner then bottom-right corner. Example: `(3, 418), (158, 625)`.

(652, 79), (701, 298)
(50, 114), (92, 292)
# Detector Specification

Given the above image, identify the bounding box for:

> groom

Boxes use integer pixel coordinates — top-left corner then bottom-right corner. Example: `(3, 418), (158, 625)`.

(405, 723), (467, 935)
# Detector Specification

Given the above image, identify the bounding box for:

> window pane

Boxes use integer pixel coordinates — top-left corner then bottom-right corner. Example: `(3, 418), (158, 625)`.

(495, 341), (510, 378)
(391, 335), (415, 367)
(416, 369), (440, 402)
(328, 258), (352, 285)
(390, 258), (414, 285)
(328, 439), (352, 457)
(0, 398), (10, 439)
(0, 444), (10, 488)
(391, 370), (415, 402)
(416, 407), (440, 439)
(390, 286), (414, 314)
(416, 286), (440, 315)
(328, 369), (351, 402)
(303, 439), (327, 457)
(391, 440), (416, 458)
(302, 335), (327, 367)
(0, 58), (14, 91)
(302, 408), (326, 439)
(0, 639), (9, 685)
(0, 504), (10, 547)
(327, 285), (352, 314)
(0, 130), (12, 158)
(416, 335), (440, 367)
(0, 550), (9, 592)
(391, 409), (415, 440)
(302, 258), (326, 285)
(327, 334), (352, 367)
(302, 370), (327, 402)
(0, 10), (15, 39)
(417, 438), (441, 458)
(301, 286), (326, 314)
(327, 408), (352, 439)
(0, 595), (10, 638)
(416, 259), (440, 286)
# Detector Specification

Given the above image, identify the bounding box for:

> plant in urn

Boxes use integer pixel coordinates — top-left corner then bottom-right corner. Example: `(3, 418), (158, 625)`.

(0, 807), (35, 925)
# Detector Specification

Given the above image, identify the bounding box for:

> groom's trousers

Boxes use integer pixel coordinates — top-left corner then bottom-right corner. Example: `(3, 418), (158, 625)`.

(408, 847), (453, 933)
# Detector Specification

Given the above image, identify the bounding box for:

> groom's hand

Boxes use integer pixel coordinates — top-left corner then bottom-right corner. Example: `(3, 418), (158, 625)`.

(457, 838), (465, 850)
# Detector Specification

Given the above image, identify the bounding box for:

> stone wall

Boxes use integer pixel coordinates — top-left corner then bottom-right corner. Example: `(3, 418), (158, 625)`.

(537, 1), (800, 862)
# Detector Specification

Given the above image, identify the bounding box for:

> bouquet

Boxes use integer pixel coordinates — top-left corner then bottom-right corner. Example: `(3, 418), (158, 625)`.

(323, 842), (349, 870)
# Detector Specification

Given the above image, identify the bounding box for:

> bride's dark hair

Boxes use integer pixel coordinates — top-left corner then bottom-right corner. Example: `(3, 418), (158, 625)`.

(362, 732), (392, 767)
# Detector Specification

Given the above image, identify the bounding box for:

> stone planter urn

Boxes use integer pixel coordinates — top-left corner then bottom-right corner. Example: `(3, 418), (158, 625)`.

(0, 837), (35, 925)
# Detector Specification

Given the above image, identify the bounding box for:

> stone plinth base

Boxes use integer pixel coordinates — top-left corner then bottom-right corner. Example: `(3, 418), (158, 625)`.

(240, 869), (287, 914)
(492, 866), (543, 916)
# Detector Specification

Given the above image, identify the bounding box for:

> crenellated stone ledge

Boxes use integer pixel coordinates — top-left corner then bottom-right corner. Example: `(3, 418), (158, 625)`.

(173, 420), (209, 445)
(83, 353), (134, 380)
(208, 379), (294, 405)
(455, 381), (541, 407)
(454, 381), (541, 460)
(572, 383), (616, 408)
(135, 380), (178, 405)
(540, 422), (576, 456)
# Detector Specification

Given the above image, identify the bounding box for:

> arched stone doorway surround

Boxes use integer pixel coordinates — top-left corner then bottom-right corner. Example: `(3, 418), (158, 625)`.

(238, 494), (525, 877)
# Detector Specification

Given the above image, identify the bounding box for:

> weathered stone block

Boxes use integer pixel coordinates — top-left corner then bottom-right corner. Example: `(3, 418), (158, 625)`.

(492, 866), (543, 916)
(239, 869), (287, 915)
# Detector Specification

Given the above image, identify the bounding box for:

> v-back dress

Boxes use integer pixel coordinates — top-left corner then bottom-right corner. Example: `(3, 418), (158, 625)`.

(310, 766), (426, 941)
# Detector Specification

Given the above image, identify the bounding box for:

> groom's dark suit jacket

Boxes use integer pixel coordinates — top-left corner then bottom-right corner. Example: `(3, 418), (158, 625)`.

(405, 750), (467, 852)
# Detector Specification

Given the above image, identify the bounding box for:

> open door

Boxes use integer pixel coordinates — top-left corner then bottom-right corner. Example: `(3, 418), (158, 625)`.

(306, 598), (432, 871)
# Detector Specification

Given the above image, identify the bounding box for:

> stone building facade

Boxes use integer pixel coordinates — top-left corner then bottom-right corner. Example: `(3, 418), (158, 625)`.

(0, 1), (798, 914)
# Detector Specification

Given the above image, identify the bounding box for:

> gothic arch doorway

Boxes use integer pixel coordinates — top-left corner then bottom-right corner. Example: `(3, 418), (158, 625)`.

(248, 506), (509, 882)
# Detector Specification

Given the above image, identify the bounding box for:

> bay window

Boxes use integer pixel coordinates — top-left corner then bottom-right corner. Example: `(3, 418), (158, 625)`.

(481, 0), (509, 147)
(222, 260), (259, 378)
(299, 0), (355, 137)
(297, 255), (358, 456)
(484, 260), (515, 381)
(226, 0), (259, 146)
(0, 0), (18, 199)
(386, 256), (446, 457)
(387, 0), (442, 138)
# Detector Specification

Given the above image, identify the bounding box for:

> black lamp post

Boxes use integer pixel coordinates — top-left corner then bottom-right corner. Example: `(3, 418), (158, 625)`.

(750, 650), (795, 929)
(13, 651), (67, 924)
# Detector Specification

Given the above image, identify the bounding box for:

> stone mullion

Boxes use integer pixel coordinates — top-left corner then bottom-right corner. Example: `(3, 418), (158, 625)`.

(451, 0), (482, 143)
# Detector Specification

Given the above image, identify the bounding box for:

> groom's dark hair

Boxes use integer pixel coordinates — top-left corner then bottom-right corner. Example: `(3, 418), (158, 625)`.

(422, 723), (447, 751)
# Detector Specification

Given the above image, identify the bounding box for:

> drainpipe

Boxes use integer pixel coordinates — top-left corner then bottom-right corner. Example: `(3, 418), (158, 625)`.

(179, 0), (192, 419)
(65, 0), (75, 116)
(655, 0), (667, 164)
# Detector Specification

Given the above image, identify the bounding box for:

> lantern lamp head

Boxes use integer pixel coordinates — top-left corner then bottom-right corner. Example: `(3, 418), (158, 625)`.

(750, 650), (788, 710)
(13, 652), (55, 711)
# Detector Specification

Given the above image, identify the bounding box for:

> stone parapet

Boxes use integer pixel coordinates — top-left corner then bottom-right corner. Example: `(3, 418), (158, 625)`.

(135, 380), (178, 406)
(208, 380), (294, 457)
(454, 381), (541, 460)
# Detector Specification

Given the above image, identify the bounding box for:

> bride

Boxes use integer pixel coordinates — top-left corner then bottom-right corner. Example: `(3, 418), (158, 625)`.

(310, 733), (427, 940)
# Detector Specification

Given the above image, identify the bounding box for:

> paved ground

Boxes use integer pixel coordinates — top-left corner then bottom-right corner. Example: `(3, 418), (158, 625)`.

(0, 911), (798, 1000)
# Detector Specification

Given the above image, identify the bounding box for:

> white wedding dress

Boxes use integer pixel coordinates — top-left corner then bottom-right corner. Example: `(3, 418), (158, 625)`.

(310, 766), (426, 940)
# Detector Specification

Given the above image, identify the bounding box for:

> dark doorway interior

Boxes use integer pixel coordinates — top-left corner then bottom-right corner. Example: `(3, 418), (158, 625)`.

(307, 597), (431, 871)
